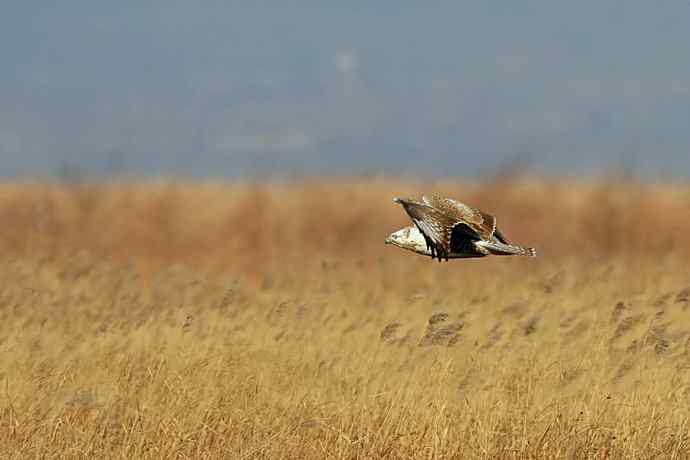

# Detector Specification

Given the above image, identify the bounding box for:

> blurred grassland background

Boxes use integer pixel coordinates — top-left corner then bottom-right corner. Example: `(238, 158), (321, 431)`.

(1, 178), (690, 458)
(4, 2), (690, 457)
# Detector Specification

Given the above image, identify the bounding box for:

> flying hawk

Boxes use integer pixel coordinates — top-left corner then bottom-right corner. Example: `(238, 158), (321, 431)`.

(385, 194), (536, 261)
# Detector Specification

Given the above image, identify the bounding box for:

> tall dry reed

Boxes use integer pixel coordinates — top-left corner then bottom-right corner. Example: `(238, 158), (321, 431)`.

(0, 178), (689, 458)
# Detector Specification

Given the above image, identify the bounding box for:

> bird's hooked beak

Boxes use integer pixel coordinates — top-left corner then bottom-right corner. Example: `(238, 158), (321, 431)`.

(384, 236), (392, 245)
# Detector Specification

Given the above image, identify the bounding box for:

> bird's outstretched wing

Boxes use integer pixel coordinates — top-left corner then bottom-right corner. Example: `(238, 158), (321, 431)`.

(393, 198), (456, 261)
(423, 194), (500, 241)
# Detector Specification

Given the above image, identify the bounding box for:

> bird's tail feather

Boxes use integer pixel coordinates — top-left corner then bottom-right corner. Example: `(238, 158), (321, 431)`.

(476, 240), (537, 257)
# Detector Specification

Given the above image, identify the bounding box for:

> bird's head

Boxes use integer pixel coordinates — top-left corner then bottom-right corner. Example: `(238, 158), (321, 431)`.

(385, 226), (429, 255)
(385, 227), (405, 246)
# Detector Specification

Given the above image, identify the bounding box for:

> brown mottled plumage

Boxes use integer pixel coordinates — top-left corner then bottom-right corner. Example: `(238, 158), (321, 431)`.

(389, 194), (536, 262)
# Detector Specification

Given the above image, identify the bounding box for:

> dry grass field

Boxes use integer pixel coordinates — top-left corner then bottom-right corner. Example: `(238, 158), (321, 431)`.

(1, 177), (690, 459)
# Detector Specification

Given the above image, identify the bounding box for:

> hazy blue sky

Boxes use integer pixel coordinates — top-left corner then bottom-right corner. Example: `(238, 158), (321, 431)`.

(2, 2), (690, 179)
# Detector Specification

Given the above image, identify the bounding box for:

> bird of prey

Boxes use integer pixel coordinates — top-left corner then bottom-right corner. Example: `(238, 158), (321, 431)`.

(385, 194), (536, 261)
